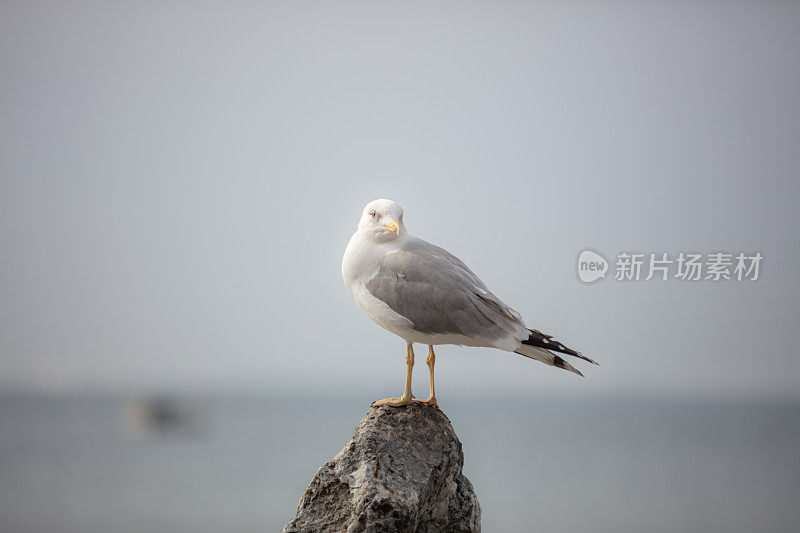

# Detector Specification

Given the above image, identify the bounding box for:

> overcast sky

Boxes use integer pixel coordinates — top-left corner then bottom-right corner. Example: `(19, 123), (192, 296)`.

(1, 1), (798, 399)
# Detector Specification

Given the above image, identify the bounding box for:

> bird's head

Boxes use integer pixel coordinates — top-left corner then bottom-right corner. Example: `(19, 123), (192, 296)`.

(358, 199), (406, 242)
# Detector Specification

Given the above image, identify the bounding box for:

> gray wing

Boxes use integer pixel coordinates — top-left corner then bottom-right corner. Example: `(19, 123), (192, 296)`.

(365, 238), (530, 348)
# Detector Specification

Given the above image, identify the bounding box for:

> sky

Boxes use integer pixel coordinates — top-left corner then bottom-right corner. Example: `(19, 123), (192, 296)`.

(1, 1), (798, 399)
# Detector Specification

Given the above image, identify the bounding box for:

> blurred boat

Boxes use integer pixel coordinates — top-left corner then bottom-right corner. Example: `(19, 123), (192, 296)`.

(122, 395), (201, 438)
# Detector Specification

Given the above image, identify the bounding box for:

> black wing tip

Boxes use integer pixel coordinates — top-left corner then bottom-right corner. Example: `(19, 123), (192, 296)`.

(523, 329), (598, 365)
(579, 353), (600, 366)
(552, 354), (584, 377)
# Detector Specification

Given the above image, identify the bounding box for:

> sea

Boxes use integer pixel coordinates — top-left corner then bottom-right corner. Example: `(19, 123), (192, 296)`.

(0, 393), (798, 533)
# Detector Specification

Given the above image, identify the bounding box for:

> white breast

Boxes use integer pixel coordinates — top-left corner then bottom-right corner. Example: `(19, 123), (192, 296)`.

(342, 232), (415, 336)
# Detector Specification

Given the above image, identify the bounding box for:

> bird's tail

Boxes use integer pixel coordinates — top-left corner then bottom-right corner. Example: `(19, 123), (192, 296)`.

(514, 344), (584, 376)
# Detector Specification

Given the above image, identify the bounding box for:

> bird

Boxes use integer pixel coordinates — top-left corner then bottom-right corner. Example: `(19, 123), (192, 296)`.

(341, 199), (597, 408)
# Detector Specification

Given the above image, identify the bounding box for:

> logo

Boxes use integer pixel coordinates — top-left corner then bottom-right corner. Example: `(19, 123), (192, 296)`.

(576, 249), (762, 283)
(577, 250), (608, 283)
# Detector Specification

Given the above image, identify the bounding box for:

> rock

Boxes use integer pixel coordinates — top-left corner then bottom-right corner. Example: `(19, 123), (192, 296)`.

(282, 402), (481, 533)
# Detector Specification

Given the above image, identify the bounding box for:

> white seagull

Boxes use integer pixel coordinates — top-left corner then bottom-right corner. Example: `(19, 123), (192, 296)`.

(342, 199), (596, 408)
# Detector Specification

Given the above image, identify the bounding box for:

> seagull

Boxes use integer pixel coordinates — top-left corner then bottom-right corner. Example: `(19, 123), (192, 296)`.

(342, 199), (597, 408)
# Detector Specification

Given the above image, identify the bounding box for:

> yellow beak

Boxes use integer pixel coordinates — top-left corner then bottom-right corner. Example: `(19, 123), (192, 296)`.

(382, 219), (400, 236)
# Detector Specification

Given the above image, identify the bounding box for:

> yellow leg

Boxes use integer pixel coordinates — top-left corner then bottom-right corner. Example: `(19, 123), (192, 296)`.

(373, 343), (415, 407)
(414, 345), (439, 408)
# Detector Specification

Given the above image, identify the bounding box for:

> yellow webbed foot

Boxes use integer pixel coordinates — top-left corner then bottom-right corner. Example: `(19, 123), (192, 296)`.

(414, 396), (439, 408)
(372, 396), (413, 407)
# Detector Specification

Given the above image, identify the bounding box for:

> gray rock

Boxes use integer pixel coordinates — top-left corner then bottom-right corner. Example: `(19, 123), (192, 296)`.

(282, 403), (481, 533)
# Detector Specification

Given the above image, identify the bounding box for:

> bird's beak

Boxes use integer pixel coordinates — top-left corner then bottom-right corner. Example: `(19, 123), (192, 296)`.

(383, 219), (400, 236)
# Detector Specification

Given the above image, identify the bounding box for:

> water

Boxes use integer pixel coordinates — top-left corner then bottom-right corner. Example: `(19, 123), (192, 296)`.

(0, 394), (798, 533)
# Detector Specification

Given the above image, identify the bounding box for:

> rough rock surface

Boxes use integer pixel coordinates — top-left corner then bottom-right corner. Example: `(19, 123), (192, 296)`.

(282, 403), (481, 533)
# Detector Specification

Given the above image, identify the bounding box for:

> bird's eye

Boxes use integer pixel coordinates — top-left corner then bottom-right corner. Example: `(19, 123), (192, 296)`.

(369, 210), (376, 218)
